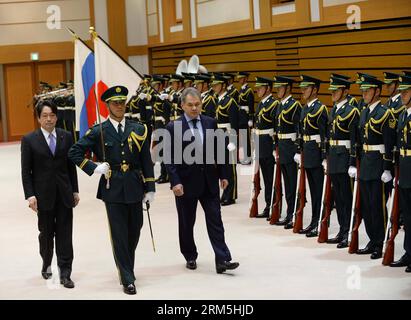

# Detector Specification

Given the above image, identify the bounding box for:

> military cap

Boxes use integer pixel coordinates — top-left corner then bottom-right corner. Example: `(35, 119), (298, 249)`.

(101, 85), (128, 102)
(58, 82), (67, 89)
(402, 71), (411, 77)
(143, 74), (152, 81)
(211, 74), (229, 85)
(298, 75), (323, 88)
(355, 72), (376, 84)
(67, 80), (74, 85)
(237, 72), (250, 79)
(254, 77), (273, 88)
(398, 75), (411, 91)
(194, 74), (211, 84)
(383, 72), (401, 84)
(330, 73), (351, 80)
(161, 74), (171, 80)
(169, 74), (184, 83)
(182, 72), (195, 83)
(273, 76), (295, 88)
(358, 74), (384, 90)
(151, 75), (166, 85)
(44, 84), (53, 90)
(328, 76), (352, 91)
(39, 81), (48, 86)
(224, 72), (236, 79)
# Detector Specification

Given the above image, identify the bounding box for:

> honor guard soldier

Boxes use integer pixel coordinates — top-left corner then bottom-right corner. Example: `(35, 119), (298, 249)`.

(237, 72), (254, 164)
(69, 86), (155, 295)
(390, 74), (411, 272)
(295, 75), (329, 237)
(151, 75), (172, 184)
(182, 72), (195, 88)
(168, 74), (185, 120)
(350, 74), (396, 259)
(162, 74), (172, 94)
(272, 76), (301, 228)
(355, 73), (377, 111)
(325, 75), (360, 248)
(195, 74), (217, 119)
(126, 74), (152, 122)
(138, 77), (156, 147)
(253, 77), (279, 217)
(65, 82), (77, 142)
(224, 73), (240, 103)
(330, 73), (358, 107)
(212, 74), (239, 206)
(54, 82), (67, 130)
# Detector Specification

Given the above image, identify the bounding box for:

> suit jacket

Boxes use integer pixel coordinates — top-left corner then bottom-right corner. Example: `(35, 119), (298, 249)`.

(165, 115), (228, 198)
(21, 128), (79, 211)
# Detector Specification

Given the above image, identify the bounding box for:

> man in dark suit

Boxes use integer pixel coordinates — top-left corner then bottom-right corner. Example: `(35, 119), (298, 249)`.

(165, 87), (239, 274)
(21, 100), (79, 289)
(69, 86), (155, 295)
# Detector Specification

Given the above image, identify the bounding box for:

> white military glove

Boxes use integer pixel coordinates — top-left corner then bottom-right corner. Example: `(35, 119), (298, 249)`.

(143, 192), (155, 204)
(159, 93), (169, 101)
(248, 120), (253, 128)
(94, 162), (110, 175)
(348, 166), (357, 179)
(293, 153), (301, 165)
(138, 93), (147, 100)
(227, 142), (236, 151)
(381, 170), (393, 183)
(322, 159), (327, 172)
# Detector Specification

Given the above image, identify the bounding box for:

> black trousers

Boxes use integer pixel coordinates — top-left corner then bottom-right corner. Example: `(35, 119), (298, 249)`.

(281, 163), (298, 220)
(175, 188), (232, 263)
(105, 202), (143, 286)
(399, 187), (411, 257)
(305, 167), (324, 228)
(359, 179), (387, 249)
(221, 151), (238, 202)
(330, 173), (352, 239)
(259, 156), (275, 209)
(37, 191), (73, 278)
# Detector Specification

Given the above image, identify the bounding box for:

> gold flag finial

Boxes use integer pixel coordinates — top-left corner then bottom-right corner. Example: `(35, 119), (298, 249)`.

(89, 26), (97, 39)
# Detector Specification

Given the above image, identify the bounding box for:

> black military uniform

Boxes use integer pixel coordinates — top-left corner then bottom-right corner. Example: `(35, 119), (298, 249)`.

(325, 76), (360, 247)
(213, 74), (239, 206)
(297, 75), (329, 237)
(169, 74), (185, 121)
(253, 77), (279, 217)
(356, 74), (396, 259)
(390, 74), (411, 272)
(225, 73), (240, 104)
(54, 83), (67, 131)
(195, 74), (217, 119)
(237, 72), (254, 163)
(152, 76), (172, 183)
(68, 86), (155, 294)
(272, 76), (301, 227)
(65, 89), (77, 143)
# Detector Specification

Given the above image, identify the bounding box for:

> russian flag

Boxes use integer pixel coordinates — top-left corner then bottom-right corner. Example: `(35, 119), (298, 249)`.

(74, 38), (98, 138)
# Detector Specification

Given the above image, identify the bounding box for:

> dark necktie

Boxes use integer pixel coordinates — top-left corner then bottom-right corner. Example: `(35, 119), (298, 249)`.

(191, 118), (198, 129)
(118, 123), (123, 138)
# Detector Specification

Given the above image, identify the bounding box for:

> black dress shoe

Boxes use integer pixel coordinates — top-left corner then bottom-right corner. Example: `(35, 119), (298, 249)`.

(256, 208), (269, 218)
(356, 244), (374, 255)
(298, 225), (313, 234)
(216, 261), (240, 274)
(186, 260), (197, 270)
(405, 265), (411, 273)
(284, 220), (294, 229)
(123, 283), (136, 295)
(221, 199), (235, 206)
(390, 255), (411, 267)
(306, 228), (318, 238)
(337, 239), (349, 249)
(275, 218), (287, 226)
(370, 249), (383, 260)
(156, 177), (169, 184)
(41, 265), (52, 280)
(60, 278), (75, 289)
(326, 234), (343, 244)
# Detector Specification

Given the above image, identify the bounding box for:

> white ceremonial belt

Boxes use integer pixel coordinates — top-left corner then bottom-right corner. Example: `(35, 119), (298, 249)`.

(330, 139), (351, 149)
(303, 134), (321, 143)
(217, 123), (231, 129)
(255, 129), (274, 136)
(145, 106), (152, 110)
(363, 144), (385, 153)
(57, 107), (65, 111)
(131, 114), (141, 119)
(278, 133), (297, 141)
(240, 106), (249, 112)
(155, 116), (165, 122)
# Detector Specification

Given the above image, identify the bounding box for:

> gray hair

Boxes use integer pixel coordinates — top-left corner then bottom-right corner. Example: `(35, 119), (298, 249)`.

(180, 87), (201, 104)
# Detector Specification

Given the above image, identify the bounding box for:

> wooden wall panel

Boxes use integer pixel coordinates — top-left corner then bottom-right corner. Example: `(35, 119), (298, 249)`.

(150, 18), (411, 107)
(4, 64), (36, 141)
(36, 61), (66, 88)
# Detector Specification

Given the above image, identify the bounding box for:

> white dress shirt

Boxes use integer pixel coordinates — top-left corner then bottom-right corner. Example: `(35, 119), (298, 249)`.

(109, 117), (126, 133)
